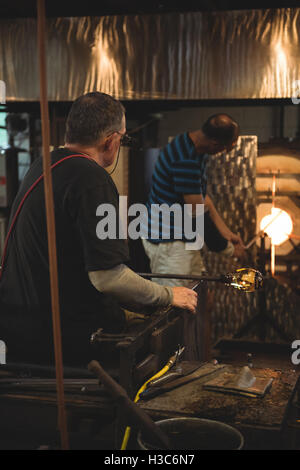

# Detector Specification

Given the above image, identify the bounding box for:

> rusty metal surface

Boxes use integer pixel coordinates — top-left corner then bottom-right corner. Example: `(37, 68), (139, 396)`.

(140, 364), (299, 429)
(2, 9), (300, 101)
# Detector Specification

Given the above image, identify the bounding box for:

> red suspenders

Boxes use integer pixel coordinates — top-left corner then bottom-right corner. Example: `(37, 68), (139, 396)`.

(0, 154), (92, 280)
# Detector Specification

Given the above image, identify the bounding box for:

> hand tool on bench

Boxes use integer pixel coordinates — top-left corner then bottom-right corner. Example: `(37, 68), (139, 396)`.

(146, 361), (202, 389)
(139, 362), (227, 400)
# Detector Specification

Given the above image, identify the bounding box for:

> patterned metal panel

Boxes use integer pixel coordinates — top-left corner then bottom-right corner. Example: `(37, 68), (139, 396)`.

(2, 9), (300, 100)
(202, 136), (258, 343)
(203, 136), (300, 344)
(262, 279), (300, 342)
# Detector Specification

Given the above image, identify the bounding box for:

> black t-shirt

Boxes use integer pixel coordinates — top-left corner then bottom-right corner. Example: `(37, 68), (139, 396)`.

(0, 148), (130, 365)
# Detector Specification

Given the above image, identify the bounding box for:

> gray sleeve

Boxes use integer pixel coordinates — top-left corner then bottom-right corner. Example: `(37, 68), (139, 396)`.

(88, 264), (173, 312)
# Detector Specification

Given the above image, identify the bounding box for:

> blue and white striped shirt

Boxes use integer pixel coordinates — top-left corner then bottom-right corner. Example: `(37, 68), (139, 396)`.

(143, 132), (209, 243)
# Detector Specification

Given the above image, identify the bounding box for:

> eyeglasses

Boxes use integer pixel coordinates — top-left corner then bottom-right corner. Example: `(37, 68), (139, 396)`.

(115, 131), (135, 147)
(106, 130), (137, 148)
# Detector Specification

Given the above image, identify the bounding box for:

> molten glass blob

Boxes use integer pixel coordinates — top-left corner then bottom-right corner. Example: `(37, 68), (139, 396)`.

(223, 268), (264, 293)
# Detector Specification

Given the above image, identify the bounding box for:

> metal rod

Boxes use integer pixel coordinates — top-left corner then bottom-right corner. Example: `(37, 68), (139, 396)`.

(272, 173), (276, 207)
(37, 0), (69, 450)
(137, 272), (222, 282)
(245, 232), (263, 250)
(271, 242), (276, 276)
(245, 209), (283, 249)
(1, 362), (94, 378)
(271, 174), (276, 276)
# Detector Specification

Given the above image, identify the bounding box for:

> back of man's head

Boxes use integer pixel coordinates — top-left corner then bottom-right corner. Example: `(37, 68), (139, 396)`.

(202, 114), (239, 145)
(65, 92), (125, 146)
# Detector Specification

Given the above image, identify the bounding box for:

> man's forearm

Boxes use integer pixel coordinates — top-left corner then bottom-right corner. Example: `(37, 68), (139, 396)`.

(204, 211), (235, 256)
(205, 195), (232, 239)
(88, 264), (173, 312)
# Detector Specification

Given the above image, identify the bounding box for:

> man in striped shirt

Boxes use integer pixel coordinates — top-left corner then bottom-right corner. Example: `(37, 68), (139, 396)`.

(142, 113), (245, 287)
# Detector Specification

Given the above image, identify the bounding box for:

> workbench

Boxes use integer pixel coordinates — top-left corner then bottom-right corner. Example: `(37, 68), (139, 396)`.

(138, 339), (300, 450)
(139, 363), (300, 450)
(0, 339), (299, 450)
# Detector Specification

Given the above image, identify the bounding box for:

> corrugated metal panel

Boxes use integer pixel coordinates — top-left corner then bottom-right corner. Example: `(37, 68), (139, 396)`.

(1, 9), (300, 101)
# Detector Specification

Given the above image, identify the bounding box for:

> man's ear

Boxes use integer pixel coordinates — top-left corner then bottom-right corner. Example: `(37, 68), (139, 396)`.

(103, 135), (114, 151)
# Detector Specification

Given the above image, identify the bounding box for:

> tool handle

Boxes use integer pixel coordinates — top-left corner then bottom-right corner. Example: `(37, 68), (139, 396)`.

(149, 372), (181, 388)
(140, 386), (164, 400)
(88, 360), (171, 449)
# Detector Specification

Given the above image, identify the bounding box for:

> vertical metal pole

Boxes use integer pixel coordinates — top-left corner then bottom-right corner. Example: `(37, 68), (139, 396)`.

(37, 0), (69, 450)
(271, 173), (276, 276)
(271, 243), (276, 277)
(272, 173), (276, 208)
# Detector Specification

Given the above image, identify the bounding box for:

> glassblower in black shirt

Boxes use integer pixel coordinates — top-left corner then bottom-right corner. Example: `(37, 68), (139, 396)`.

(0, 92), (197, 366)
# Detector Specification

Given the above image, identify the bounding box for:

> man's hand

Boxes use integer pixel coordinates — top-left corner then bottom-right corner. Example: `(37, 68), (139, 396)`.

(227, 232), (246, 260)
(222, 229), (245, 248)
(229, 232), (245, 248)
(203, 196), (246, 250)
(171, 287), (198, 314)
(233, 243), (247, 261)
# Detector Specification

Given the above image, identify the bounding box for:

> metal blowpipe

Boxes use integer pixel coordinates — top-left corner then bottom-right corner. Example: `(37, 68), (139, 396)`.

(137, 268), (263, 293)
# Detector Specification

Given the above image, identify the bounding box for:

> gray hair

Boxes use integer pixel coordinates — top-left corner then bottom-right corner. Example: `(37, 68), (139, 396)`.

(65, 92), (125, 145)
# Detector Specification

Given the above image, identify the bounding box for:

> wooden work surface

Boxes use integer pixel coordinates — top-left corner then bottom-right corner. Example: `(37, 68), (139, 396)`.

(0, 363), (297, 430)
(139, 363), (299, 430)
(0, 362), (299, 449)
